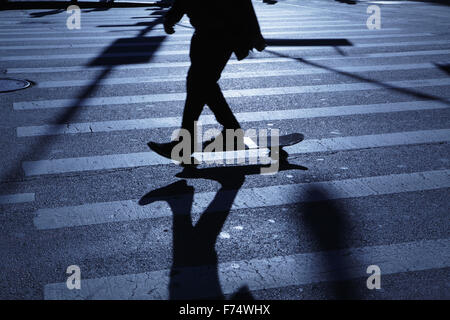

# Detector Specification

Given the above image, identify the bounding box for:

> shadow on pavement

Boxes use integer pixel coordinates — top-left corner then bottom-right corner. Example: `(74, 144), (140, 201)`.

(300, 186), (359, 299)
(334, 0), (357, 5)
(29, 8), (64, 17)
(266, 38), (353, 47)
(1, 14), (166, 184)
(266, 49), (450, 105)
(139, 160), (307, 299)
(2, 1), (162, 10)
(435, 63), (450, 75)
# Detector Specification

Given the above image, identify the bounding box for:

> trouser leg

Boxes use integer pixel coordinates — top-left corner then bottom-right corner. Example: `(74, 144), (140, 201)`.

(206, 83), (241, 131)
(180, 32), (242, 152)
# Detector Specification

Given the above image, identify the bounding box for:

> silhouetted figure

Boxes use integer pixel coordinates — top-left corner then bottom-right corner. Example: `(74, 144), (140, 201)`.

(148, 0), (266, 164)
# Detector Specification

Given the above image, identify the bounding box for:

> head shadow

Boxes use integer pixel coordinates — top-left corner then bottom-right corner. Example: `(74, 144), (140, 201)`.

(299, 185), (359, 299)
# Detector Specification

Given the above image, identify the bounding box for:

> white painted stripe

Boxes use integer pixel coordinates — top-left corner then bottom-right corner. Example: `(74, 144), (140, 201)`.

(0, 22), (364, 32)
(2, 38), (447, 52)
(285, 129), (450, 154)
(0, 17), (350, 35)
(22, 129), (450, 177)
(0, 32), (431, 45)
(14, 78), (450, 110)
(35, 63), (444, 89)
(23, 151), (170, 176)
(0, 40), (190, 50)
(0, 23), (363, 36)
(0, 14), (324, 24)
(282, 1), (372, 17)
(0, 16), (343, 28)
(17, 100), (449, 137)
(341, 39), (450, 48)
(0, 30), (406, 62)
(34, 169), (450, 229)
(5, 35), (434, 74)
(365, 49), (450, 58)
(6, 41), (447, 62)
(0, 13), (316, 21)
(0, 193), (35, 205)
(44, 237), (450, 299)
(0, 20), (344, 34)
(0, 16), (323, 26)
(0, 13), (320, 19)
(0, 28), (404, 43)
(6, 57), (292, 74)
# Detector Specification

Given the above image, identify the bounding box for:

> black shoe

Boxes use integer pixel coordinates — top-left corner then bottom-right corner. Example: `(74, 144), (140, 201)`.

(147, 141), (177, 160)
(147, 141), (197, 166)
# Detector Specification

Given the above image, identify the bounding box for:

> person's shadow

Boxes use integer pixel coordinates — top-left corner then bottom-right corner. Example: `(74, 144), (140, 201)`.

(139, 175), (244, 299)
(139, 161), (307, 299)
(301, 186), (359, 299)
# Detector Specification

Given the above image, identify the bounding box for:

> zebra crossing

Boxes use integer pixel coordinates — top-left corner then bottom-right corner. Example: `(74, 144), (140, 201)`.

(1, 0), (449, 299)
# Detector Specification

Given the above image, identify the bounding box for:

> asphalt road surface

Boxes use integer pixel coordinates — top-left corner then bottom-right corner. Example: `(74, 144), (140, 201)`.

(0, 0), (449, 299)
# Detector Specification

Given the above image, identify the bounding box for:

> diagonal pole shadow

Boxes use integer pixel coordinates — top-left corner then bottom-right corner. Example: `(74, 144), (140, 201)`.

(29, 9), (64, 18)
(265, 49), (450, 104)
(2, 15), (166, 185)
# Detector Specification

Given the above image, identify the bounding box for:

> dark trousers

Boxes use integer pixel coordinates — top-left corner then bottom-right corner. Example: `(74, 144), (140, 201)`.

(181, 31), (241, 151)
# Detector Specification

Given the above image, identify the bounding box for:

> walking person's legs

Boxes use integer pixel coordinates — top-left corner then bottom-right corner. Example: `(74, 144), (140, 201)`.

(149, 31), (243, 162)
(182, 33), (240, 129)
(181, 32), (242, 150)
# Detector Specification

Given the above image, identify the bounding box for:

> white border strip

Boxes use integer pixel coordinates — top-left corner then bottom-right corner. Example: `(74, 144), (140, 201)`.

(22, 129), (450, 177)
(44, 237), (450, 299)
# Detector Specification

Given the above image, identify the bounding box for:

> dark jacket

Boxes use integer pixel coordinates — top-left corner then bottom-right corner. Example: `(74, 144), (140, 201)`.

(164, 0), (266, 60)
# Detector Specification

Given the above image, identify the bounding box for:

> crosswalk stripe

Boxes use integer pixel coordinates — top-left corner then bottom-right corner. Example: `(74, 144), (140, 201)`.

(0, 32), (433, 46)
(2, 38), (448, 52)
(286, 129), (450, 154)
(6, 41), (446, 62)
(33, 169), (450, 229)
(14, 78), (450, 111)
(0, 23), (366, 36)
(17, 100), (449, 137)
(0, 21), (364, 31)
(0, 13), (324, 24)
(0, 16), (345, 26)
(0, 193), (35, 205)
(364, 49), (450, 58)
(6, 57), (293, 74)
(44, 237), (450, 299)
(22, 129), (450, 177)
(35, 62), (447, 89)
(0, 17), (350, 33)
(0, 21), (350, 30)
(0, 19), (346, 33)
(8, 48), (450, 76)
(4, 41), (438, 74)
(0, 16), (322, 24)
(0, 28), (406, 43)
